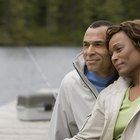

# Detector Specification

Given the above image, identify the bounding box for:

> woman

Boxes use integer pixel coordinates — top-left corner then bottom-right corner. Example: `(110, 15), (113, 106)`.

(65, 19), (140, 140)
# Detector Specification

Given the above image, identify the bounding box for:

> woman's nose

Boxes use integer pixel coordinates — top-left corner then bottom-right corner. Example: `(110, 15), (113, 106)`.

(111, 52), (118, 62)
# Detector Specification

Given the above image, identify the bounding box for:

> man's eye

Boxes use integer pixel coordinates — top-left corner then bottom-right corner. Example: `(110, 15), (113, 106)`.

(94, 42), (105, 47)
(95, 43), (100, 46)
(83, 43), (89, 48)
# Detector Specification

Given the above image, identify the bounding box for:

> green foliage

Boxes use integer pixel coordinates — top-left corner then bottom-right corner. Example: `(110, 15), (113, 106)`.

(0, 0), (140, 46)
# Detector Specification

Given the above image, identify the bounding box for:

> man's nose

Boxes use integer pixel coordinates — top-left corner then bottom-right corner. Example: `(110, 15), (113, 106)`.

(87, 44), (96, 54)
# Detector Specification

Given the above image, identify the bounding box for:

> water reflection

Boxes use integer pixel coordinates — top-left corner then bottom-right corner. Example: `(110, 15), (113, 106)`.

(0, 46), (81, 105)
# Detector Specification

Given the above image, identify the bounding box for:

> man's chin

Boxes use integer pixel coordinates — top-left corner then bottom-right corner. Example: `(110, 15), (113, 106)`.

(87, 66), (97, 72)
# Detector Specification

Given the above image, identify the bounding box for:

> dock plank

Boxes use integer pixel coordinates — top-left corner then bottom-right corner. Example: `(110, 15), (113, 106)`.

(0, 101), (50, 140)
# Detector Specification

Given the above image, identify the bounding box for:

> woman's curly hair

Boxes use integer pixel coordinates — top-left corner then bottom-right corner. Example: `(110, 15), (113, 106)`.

(106, 19), (140, 50)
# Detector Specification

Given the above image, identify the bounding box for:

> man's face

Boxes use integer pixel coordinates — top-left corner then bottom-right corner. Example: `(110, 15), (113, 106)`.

(83, 26), (115, 77)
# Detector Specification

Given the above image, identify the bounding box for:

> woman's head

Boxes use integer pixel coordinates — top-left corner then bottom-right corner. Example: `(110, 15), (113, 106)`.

(106, 19), (140, 50)
(106, 19), (140, 78)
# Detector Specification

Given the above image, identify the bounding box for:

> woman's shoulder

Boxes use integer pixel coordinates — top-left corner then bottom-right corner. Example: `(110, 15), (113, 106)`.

(98, 77), (131, 99)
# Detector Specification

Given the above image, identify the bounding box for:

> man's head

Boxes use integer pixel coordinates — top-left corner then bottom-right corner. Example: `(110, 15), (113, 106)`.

(83, 20), (116, 77)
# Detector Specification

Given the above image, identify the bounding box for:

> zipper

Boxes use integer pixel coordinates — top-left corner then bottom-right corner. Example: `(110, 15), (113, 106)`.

(73, 63), (98, 99)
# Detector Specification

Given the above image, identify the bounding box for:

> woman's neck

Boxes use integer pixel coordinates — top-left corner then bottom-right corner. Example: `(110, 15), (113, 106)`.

(129, 70), (140, 87)
(129, 72), (140, 101)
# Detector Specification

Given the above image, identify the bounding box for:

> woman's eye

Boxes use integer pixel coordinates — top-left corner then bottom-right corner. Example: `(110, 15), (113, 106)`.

(116, 47), (122, 52)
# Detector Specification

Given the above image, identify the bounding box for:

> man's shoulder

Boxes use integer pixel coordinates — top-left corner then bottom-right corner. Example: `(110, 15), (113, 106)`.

(59, 70), (80, 87)
(63, 69), (79, 80)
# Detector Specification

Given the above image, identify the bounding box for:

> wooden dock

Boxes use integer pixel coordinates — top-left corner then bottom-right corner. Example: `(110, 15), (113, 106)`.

(0, 101), (50, 140)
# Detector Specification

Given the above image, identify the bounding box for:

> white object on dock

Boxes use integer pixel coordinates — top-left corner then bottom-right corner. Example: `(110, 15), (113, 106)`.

(17, 88), (58, 121)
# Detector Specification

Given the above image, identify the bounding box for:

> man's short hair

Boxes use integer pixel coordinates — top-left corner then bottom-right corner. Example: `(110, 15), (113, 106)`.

(89, 20), (112, 28)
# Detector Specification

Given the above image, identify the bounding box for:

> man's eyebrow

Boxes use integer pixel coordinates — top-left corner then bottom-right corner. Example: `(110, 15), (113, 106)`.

(94, 41), (105, 43)
(83, 41), (105, 43)
(83, 41), (87, 43)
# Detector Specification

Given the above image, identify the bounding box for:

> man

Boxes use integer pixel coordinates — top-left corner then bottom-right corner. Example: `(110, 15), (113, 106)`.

(48, 20), (118, 140)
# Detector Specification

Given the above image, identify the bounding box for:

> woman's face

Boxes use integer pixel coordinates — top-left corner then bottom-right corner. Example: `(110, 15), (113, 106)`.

(109, 31), (140, 77)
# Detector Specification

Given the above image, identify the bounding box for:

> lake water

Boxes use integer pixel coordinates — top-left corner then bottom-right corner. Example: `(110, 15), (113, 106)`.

(0, 46), (81, 105)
